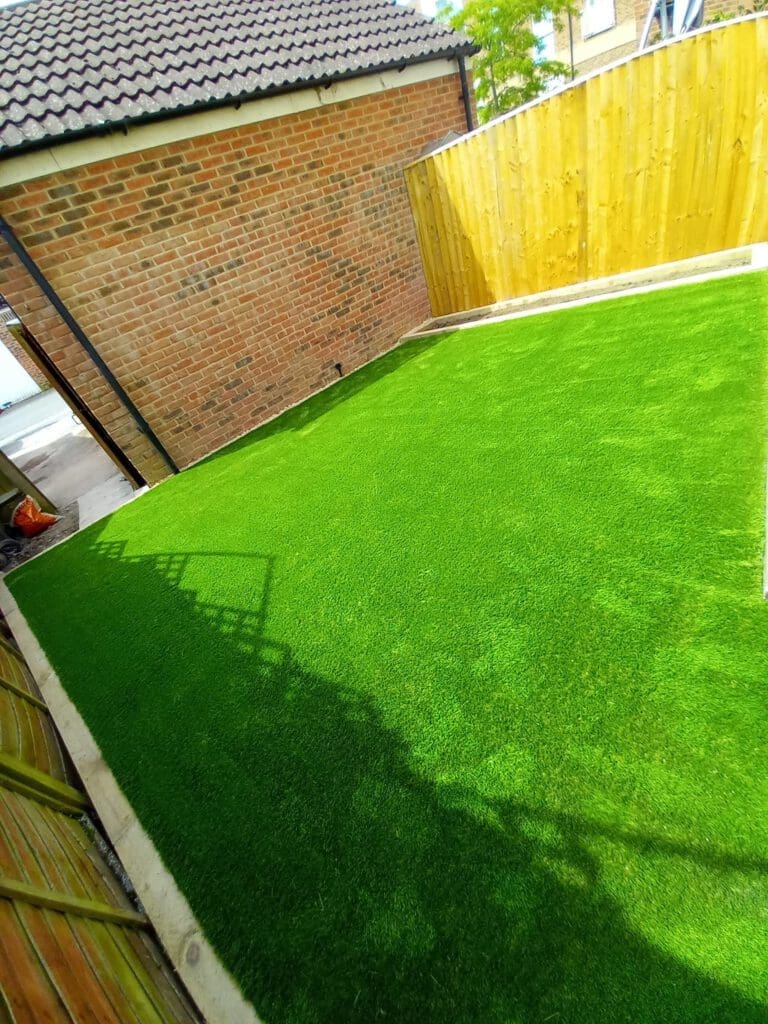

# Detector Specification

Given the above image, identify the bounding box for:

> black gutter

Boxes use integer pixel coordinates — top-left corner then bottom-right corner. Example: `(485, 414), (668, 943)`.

(457, 55), (474, 132)
(0, 218), (179, 476)
(0, 47), (480, 161)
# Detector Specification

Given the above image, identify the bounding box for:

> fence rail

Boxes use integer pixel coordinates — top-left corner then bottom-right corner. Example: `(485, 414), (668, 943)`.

(405, 15), (768, 317)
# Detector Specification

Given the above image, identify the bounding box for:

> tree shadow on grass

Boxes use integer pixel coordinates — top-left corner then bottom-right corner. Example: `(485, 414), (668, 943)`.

(16, 539), (767, 1024)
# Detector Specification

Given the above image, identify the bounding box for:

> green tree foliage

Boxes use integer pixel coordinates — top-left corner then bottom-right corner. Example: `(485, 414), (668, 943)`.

(708, 0), (766, 21)
(439, 0), (575, 123)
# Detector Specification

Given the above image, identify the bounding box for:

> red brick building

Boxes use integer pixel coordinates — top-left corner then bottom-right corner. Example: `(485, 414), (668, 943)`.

(0, 0), (476, 484)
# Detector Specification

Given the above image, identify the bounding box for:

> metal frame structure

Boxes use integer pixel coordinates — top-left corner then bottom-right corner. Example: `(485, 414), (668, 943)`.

(639, 0), (706, 49)
(0, 218), (178, 478)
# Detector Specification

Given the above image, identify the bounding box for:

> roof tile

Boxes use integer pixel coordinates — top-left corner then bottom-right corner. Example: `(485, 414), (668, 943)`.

(0, 0), (474, 154)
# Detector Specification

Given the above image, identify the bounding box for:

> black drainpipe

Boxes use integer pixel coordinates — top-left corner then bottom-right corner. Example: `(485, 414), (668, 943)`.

(457, 55), (474, 132)
(0, 217), (179, 477)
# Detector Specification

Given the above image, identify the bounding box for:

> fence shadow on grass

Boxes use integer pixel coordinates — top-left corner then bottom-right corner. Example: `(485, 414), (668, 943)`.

(42, 538), (768, 1024)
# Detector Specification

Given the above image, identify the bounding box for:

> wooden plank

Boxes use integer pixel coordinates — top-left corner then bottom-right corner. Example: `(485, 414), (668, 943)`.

(0, 876), (148, 929)
(85, 922), (177, 1024)
(0, 751), (88, 814)
(706, 26), (742, 253)
(453, 138), (492, 309)
(0, 693), (71, 785)
(0, 789), (51, 892)
(0, 632), (25, 663)
(0, 643), (43, 705)
(122, 927), (204, 1023)
(437, 145), (471, 312)
(0, 772), (85, 816)
(474, 132), (499, 305)
(0, 671), (48, 712)
(681, 29), (713, 256)
(487, 117), (506, 299)
(0, 900), (68, 1022)
(519, 105), (546, 293)
(19, 904), (130, 1023)
(1, 788), (129, 907)
(504, 115), (531, 297)
(424, 153), (461, 316)
(404, 162), (444, 316)
(551, 85), (579, 288)
(591, 66), (613, 279)
(575, 80), (590, 284)
(750, 18), (768, 243)
(725, 22), (757, 246)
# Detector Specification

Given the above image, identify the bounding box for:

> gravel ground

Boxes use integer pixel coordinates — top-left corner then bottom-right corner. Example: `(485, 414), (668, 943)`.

(1, 502), (79, 572)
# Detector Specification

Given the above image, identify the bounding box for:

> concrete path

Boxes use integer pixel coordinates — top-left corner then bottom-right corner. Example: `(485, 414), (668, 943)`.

(0, 389), (137, 531)
(0, 390), (72, 448)
(4, 418), (124, 510)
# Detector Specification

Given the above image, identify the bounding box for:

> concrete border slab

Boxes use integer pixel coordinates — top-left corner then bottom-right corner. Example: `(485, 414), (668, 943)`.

(403, 245), (765, 340)
(0, 580), (262, 1024)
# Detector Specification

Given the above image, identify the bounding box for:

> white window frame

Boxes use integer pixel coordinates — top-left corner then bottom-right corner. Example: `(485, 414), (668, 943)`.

(581, 0), (616, 39)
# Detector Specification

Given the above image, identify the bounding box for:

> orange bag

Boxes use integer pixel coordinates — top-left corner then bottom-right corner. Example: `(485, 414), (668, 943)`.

(11, 496), (59, 538)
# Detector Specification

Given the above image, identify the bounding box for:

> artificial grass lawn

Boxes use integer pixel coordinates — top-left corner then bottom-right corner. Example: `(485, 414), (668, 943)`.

(9, 273), (768, 1023)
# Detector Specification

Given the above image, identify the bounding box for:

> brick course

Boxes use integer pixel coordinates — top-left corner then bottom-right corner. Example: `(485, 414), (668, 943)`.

(0, 72), (467, 479)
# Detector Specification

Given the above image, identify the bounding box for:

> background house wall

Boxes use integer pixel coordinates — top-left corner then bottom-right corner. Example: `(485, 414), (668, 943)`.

(0, 72), (466, 481)
(555, 0), (638, 74)
(551, 0), (747, 74)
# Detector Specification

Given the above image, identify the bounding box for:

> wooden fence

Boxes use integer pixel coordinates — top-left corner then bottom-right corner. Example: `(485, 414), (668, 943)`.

(0, 624), (201, 1023)
(405, 15), (768, 317)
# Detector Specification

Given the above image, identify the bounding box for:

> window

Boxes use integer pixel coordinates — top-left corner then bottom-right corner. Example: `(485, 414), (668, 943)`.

(532, 13), (556, 61)
(581, 0), (616, 38)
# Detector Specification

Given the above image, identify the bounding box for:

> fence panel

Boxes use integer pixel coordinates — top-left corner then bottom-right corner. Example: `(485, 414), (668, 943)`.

(0, 621), (201, 1023)
(405, 16), (768, 316)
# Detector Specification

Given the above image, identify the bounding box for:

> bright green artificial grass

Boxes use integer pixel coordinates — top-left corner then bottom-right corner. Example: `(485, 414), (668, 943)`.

(9, 273), (768, 1023)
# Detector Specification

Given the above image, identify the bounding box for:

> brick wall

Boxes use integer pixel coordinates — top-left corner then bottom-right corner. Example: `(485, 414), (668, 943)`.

(0, 240), (168, 482)
(0, 72), (467, 479)
(0, 321), (48, 391)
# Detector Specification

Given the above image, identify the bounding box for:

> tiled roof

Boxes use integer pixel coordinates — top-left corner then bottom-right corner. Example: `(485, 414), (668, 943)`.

(0, 0), (474, 155)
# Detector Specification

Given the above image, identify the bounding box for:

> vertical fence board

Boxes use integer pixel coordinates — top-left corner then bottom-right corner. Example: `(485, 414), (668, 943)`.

(737, 23), (763, 246)
(405, 16), (768, 316)
(501, 115), (529, 298)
